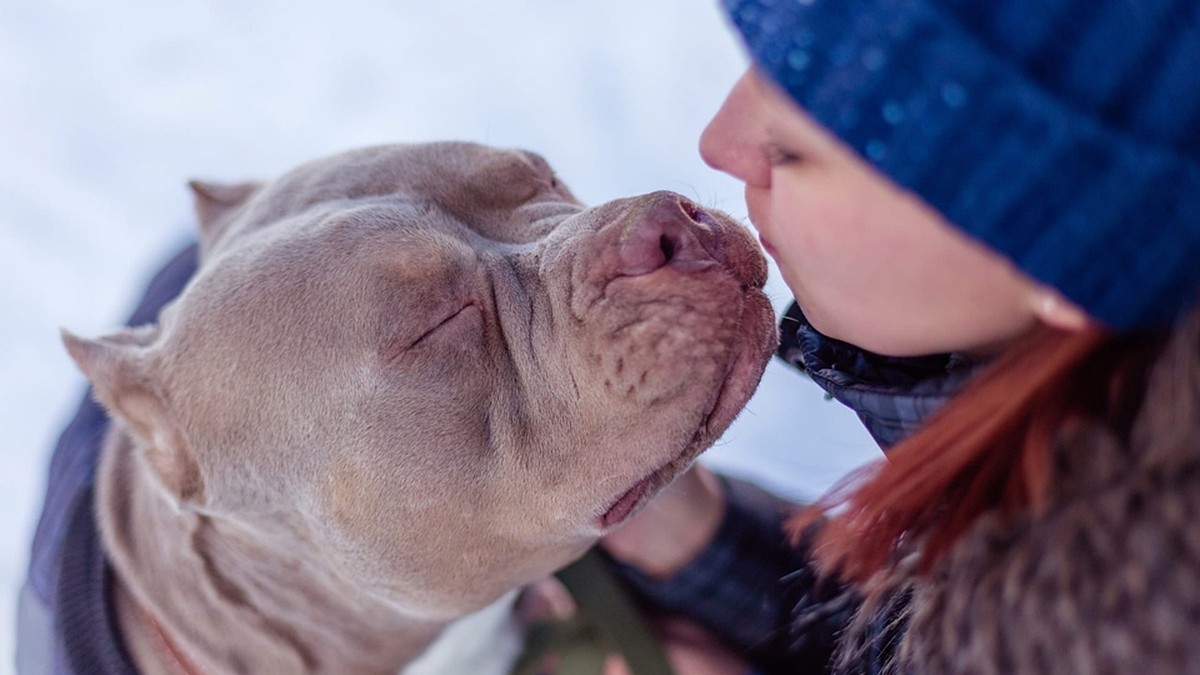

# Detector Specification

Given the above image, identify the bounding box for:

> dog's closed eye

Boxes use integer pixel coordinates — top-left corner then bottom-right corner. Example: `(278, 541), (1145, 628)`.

(403, 303), (481, 353)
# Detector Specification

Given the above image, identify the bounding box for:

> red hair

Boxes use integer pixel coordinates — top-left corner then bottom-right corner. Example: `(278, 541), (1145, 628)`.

(791, 325), (1165, 587)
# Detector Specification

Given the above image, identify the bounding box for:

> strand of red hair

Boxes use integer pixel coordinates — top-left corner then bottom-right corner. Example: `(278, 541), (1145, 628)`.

(790, 323), (1166, 588)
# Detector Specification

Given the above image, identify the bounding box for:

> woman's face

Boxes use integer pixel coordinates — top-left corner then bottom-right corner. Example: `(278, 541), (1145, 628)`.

(700, 69), (1047, 357)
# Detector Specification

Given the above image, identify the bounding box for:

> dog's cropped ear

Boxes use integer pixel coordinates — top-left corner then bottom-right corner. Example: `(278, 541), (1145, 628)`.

(188, 179), (261, 248)
(62, 327), (204, 504)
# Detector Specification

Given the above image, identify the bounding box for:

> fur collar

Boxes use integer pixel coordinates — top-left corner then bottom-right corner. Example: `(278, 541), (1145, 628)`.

(899, 308), (1200, 673)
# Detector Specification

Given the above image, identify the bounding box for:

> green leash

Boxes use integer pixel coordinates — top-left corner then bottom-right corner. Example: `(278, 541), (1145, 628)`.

(510, 549), (676, 675)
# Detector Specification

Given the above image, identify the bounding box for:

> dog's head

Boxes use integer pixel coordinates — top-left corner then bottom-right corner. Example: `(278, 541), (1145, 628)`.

(66, 142), (777, 619)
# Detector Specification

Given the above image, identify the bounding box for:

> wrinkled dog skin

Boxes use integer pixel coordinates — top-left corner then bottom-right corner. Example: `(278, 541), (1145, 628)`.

(65, 143), (778, 674)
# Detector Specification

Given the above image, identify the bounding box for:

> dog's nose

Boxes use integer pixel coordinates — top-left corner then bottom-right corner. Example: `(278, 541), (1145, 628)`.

(617, 192), (724, 276)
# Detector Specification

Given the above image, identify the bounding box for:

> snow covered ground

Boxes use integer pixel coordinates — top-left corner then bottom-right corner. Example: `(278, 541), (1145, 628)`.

(0, 1), (879, 671)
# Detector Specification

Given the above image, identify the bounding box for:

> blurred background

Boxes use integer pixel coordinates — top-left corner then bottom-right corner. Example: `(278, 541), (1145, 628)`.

(0, 1), (879, 671)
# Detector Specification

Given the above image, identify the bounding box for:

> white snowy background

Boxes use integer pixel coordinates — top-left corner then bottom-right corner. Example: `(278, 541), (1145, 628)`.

(0, 1), (881, 671)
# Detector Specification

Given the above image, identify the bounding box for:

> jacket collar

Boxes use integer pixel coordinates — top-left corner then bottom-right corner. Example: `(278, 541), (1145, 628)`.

(776, 302), (984, 450)
(56, 483), (139, 675)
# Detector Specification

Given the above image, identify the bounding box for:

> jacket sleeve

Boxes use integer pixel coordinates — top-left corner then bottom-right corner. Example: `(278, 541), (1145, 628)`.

(606, 474), (860, 674)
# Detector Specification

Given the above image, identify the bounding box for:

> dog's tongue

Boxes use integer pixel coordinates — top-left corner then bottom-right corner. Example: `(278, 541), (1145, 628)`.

(601, 478), (652, 529)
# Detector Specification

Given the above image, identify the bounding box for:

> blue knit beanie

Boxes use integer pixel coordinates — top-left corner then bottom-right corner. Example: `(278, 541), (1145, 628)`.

(722, 0), (1200, 329)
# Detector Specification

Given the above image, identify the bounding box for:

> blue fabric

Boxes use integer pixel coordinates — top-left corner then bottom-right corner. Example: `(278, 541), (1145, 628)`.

(722, 0), (1200, 329)
(21, 243), (198, 675)
(53, 484), (138, 675)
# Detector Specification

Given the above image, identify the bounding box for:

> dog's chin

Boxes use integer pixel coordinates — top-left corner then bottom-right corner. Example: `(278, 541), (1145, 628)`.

(604, 280), (776, 530)
(595, 312), (774, 531)
(591, 404), (727, 532)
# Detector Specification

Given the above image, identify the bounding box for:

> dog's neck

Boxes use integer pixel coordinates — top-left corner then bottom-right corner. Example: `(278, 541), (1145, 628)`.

(96, 430), (448, 675)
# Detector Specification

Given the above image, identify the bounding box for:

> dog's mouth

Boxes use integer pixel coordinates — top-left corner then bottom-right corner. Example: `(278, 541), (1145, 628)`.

(597, 458), (678, 530)
(594, 283), (775, 531)
(595, 358), (746, 530)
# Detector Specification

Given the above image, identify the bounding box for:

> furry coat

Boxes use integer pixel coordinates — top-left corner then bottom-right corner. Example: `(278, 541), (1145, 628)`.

(895, 308), (1200, 673)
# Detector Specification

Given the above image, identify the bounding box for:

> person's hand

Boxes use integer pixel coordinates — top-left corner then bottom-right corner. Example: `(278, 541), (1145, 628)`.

(601, 464), (726, 578)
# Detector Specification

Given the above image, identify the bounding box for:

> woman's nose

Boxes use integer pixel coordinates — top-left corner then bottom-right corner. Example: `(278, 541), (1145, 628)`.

(699, 70), (772, 189)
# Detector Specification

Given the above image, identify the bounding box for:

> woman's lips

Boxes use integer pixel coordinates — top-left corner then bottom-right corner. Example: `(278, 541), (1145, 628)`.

(758, 234), (777, 257)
